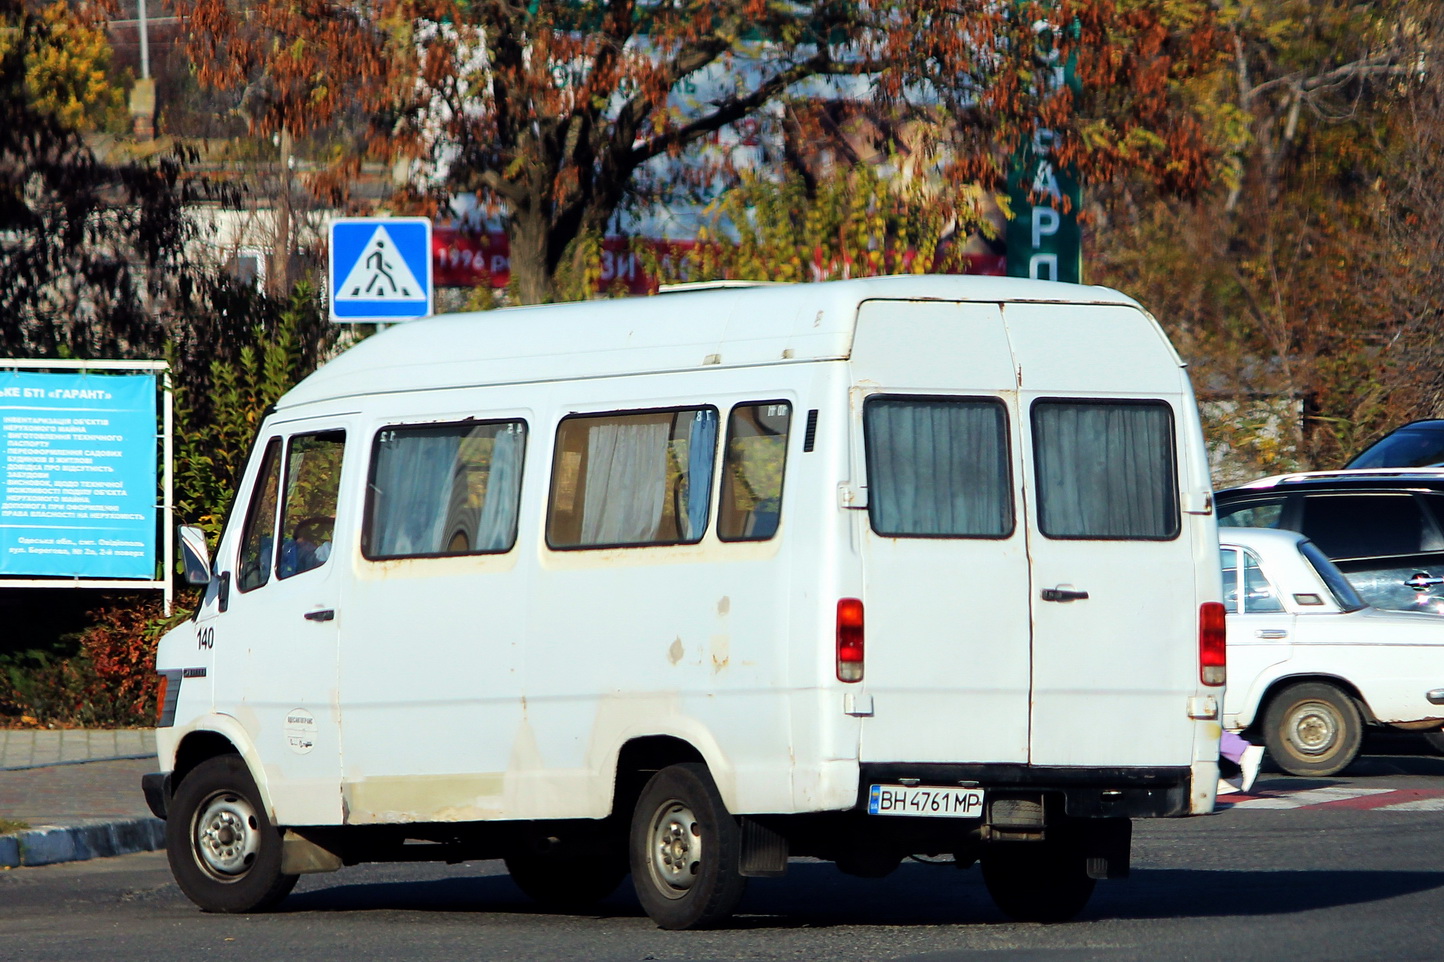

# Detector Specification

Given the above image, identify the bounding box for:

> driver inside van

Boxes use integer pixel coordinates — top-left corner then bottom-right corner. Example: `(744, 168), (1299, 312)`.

(278, 517), (333, 578)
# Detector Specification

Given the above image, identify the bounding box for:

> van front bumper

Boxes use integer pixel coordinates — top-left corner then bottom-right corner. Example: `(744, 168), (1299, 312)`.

(141, 772), (171, 820)
(858, 763), (1193, 819)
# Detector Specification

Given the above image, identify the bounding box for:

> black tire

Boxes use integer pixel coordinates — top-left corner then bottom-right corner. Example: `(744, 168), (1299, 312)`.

(505, 849), (628, 909)
(1262, 682), (1364, 776)
(629, 763), (747, 930)
(980, 841), (1096, 923)
(166, 754), (298, 913)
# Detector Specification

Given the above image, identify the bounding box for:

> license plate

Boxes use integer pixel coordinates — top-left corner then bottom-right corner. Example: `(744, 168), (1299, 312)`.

(867, 784), (985, 818)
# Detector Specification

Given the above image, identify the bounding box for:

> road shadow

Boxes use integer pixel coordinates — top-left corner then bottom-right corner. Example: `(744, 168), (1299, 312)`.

(277, 858), (1444, 927)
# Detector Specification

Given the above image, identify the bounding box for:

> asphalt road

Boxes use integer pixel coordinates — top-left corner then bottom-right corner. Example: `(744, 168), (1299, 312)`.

(6, 748), (1444, 962)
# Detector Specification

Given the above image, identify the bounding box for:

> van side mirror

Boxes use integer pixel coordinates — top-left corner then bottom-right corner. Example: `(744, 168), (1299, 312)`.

(178, 525), (213, 585)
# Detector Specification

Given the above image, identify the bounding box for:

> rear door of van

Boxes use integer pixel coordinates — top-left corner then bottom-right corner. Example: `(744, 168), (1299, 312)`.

(851, 298), (1203, 769)
(850, 300), (1032, 764)
(1006, 301), (1201, 767)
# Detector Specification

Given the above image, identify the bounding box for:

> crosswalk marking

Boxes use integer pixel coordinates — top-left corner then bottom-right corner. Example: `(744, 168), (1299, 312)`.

(1220, 786), (1444, 812)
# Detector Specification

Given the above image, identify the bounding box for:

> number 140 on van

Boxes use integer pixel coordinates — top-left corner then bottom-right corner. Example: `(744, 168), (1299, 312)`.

(868, 784), (985, 818)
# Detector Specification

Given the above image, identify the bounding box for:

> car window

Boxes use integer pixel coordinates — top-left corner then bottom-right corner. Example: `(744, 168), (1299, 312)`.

(237, 438), (283, 592)
(1219, 547), (1240, 613)
(1241, 550), (1284, 613)
(277, 431), (345, 579)
(1218, 498), (1284, 529)
(1347, 424), (1444, 468)
(1299, 493), (1432, 558)
(718, 402), (791, 542)
(1299, 539), (1367, 611)
(364, 420), (526, 558)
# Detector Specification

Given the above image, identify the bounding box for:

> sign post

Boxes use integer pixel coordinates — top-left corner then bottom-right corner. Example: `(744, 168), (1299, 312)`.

(329, 217), (434, 322)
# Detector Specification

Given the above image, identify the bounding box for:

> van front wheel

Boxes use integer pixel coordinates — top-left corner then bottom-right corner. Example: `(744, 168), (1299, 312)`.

(981, 841), (1095, 922)
(166, 754), (297, 913)
(629, 763), (747, 929)
(1262, 682), (1363, 776)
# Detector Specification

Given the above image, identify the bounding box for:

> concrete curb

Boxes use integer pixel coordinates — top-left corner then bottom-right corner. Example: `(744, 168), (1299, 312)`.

(0, 817), (165, 869)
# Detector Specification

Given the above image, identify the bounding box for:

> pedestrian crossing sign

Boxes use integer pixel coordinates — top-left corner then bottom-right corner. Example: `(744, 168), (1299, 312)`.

(328, 217), (434, 321)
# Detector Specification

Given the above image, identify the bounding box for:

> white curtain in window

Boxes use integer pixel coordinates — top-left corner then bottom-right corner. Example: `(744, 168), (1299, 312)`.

(1033, 402), (1175, 538)
(475, 425), (524, 551)
(581, 419), (670, 544)
(371, 433), (461, 555)
(867, 398), (1010, 536)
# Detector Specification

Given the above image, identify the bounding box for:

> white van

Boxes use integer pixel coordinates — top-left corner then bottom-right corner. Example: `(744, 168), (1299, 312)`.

(146, 275), (1225, 928)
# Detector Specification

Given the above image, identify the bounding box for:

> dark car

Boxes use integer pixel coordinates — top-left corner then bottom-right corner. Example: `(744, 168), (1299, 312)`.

(1346, 420), (1444, 469)
(1215, 469), (1444, 614)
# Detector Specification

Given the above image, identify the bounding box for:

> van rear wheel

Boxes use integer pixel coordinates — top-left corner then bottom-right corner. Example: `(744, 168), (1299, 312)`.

(1262, 682), (1363, 776)
(981, 841), (1095, 922)
(629, 763), (747, 930)
(166, 754), (297, 913)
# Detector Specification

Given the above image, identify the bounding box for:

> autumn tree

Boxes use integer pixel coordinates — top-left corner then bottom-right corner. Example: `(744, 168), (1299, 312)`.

(0, 0), (188, 357)
(1091, 0), (1437, 477)
(180, 0), (1225, 304)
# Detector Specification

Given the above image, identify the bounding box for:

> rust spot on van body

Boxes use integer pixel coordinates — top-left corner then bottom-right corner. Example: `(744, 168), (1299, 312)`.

(668, 638), (684, 664)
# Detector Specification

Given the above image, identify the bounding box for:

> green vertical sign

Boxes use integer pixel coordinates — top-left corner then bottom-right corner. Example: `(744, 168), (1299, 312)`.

(1006, 13), (1082, 284)
(1006, 132), (1081, 284)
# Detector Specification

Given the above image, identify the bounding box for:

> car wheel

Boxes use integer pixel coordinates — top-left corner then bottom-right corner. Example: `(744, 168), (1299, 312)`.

(505, 848), (628, 909)
(1262, 682), (1364, 776)
(629, 763), (747, 930)
(166, 754), (298, 913)
(980, 841), (1096, 923)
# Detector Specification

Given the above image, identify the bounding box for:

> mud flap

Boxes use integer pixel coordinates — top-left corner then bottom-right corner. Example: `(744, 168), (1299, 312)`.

(738, 816), (788, 877)
(1077, 817), (1131, 880)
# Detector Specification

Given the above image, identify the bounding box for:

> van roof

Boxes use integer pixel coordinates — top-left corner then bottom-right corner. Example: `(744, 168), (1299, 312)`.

(280, 275), (1142, 410)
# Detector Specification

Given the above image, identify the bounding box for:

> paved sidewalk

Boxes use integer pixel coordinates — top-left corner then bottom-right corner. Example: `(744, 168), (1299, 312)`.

(0, 729), (164, 869)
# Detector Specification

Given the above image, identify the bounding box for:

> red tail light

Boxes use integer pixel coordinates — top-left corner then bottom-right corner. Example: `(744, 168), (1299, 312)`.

(1199, 601), (1226, 686)
(837, 598), (864, 683)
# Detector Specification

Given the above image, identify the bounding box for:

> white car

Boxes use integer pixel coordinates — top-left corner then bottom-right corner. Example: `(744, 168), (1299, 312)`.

(1220, 527), (1444, 775)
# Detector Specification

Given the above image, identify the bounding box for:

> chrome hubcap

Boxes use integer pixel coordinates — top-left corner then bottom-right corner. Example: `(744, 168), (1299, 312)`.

(193, 791), (261, 880)
(1289, 702), (1339, 755)
(647, 800), (701, 899)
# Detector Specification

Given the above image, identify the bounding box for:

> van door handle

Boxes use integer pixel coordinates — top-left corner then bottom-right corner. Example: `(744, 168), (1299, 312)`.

(303, 609), (335, 622)
(1040, 586), (1089, 603)
(1255, 629), (1288, 639)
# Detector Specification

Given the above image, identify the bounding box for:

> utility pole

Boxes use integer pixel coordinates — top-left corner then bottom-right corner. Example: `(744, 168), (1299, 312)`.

(128, 0), (156, 140)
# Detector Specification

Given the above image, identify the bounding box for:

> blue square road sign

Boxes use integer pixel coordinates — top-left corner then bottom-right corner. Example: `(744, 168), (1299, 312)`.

(329, 217), (434, 321)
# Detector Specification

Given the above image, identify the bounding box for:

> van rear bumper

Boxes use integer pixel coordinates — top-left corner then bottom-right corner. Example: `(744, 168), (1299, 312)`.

(858, 763), (1193, 819)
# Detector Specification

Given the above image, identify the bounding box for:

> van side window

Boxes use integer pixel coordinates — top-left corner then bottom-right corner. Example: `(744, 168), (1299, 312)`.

(1032, 399), (1179, 540)
(719, 402), (790, 541)
(237, 438), (283, 592)
(863, 396), (1013, 538)
(364, 420), (527, 558)
(277, 431), (345, 579)
(547, 407), (717, 549)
